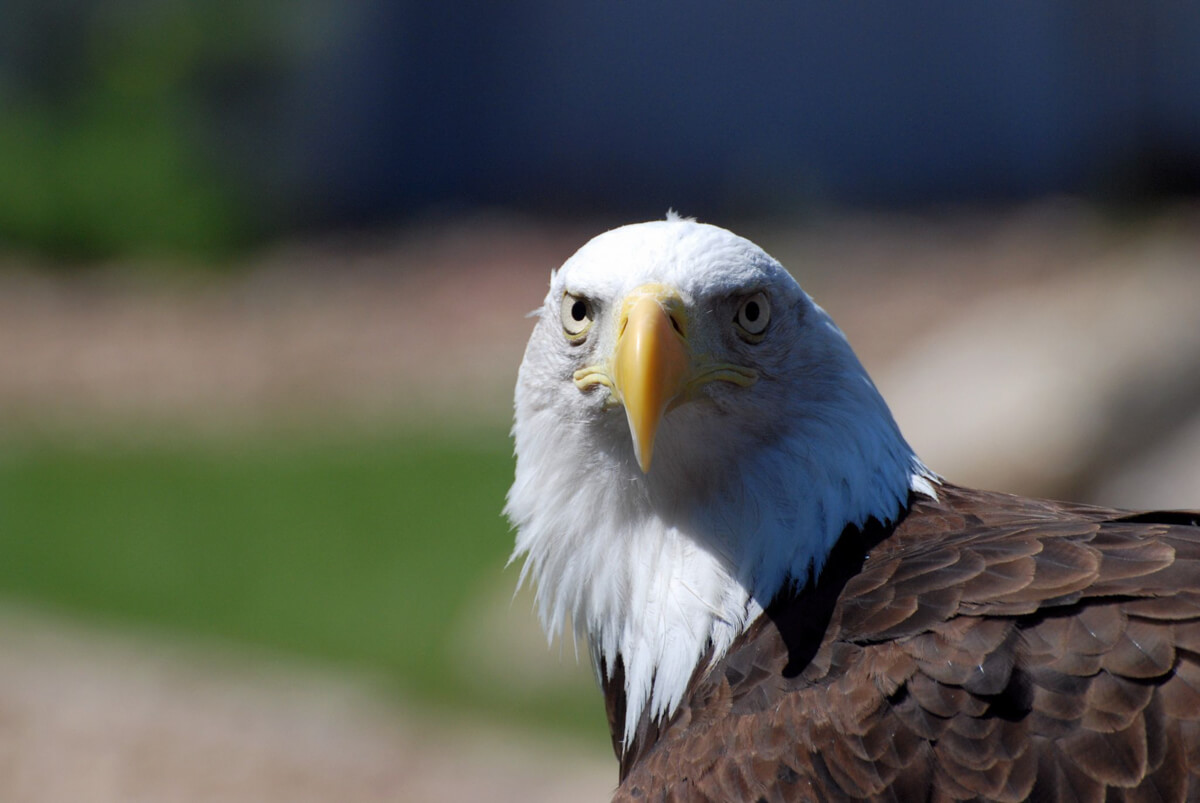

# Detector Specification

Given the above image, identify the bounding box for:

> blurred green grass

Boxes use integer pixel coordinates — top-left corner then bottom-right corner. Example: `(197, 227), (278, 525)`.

(0, 426), (606, 745)
(0, 0), (283, 260)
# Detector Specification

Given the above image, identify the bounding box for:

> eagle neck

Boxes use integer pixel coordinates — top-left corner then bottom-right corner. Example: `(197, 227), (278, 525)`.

(507, 399), (933, 756)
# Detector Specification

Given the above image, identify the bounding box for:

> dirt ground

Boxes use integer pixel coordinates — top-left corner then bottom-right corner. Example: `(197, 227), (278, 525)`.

(1, 202), (1199, 801)
(0, 609), (615, 803)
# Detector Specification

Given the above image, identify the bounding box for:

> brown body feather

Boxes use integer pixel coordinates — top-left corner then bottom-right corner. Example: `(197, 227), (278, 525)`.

(606, 484), (1200, 802)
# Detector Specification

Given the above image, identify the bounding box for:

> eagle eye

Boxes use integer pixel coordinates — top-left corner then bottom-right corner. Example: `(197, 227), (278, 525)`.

(561, 292), (594, 338)
(734, 292), (770, 340)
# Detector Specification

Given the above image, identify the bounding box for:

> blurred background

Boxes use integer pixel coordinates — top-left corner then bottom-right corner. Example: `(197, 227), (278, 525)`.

(1, 2), (1199, 800)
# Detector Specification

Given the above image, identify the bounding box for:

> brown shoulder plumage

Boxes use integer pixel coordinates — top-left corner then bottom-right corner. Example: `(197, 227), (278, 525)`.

(610, 485), (1200, 802)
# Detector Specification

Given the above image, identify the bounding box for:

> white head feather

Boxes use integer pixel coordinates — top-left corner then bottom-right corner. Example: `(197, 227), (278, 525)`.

(505, 218), (935, 750)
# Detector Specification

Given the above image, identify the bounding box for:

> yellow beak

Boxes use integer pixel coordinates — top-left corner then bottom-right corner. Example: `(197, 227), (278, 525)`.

(571, 284), (759, 474)
(610, 286), (691, 473)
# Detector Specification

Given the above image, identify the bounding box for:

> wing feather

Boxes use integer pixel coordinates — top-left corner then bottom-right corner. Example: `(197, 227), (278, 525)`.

(612, 486), (1200, 802)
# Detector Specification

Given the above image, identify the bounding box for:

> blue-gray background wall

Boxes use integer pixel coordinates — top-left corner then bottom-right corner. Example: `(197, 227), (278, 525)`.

(268, 2), (1200, 225)
(3, 0), (1198, 256)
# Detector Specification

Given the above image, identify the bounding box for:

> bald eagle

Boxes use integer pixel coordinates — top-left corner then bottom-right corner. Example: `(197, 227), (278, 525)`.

(505, 217), (1200, 802)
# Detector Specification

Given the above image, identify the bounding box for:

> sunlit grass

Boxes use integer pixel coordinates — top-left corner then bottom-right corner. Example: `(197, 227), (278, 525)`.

(0, 427), (606, 745)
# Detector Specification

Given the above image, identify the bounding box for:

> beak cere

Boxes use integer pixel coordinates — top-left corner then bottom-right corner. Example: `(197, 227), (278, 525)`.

(611, 287), (691, 473)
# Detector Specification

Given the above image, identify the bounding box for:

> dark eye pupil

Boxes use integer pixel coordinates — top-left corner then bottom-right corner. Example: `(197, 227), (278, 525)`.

(571, 300), (588, 322)
(743, 301), (760, 322)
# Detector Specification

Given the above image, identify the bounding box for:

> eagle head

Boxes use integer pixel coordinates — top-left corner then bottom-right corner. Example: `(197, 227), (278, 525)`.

(505, 216), (933, 747)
